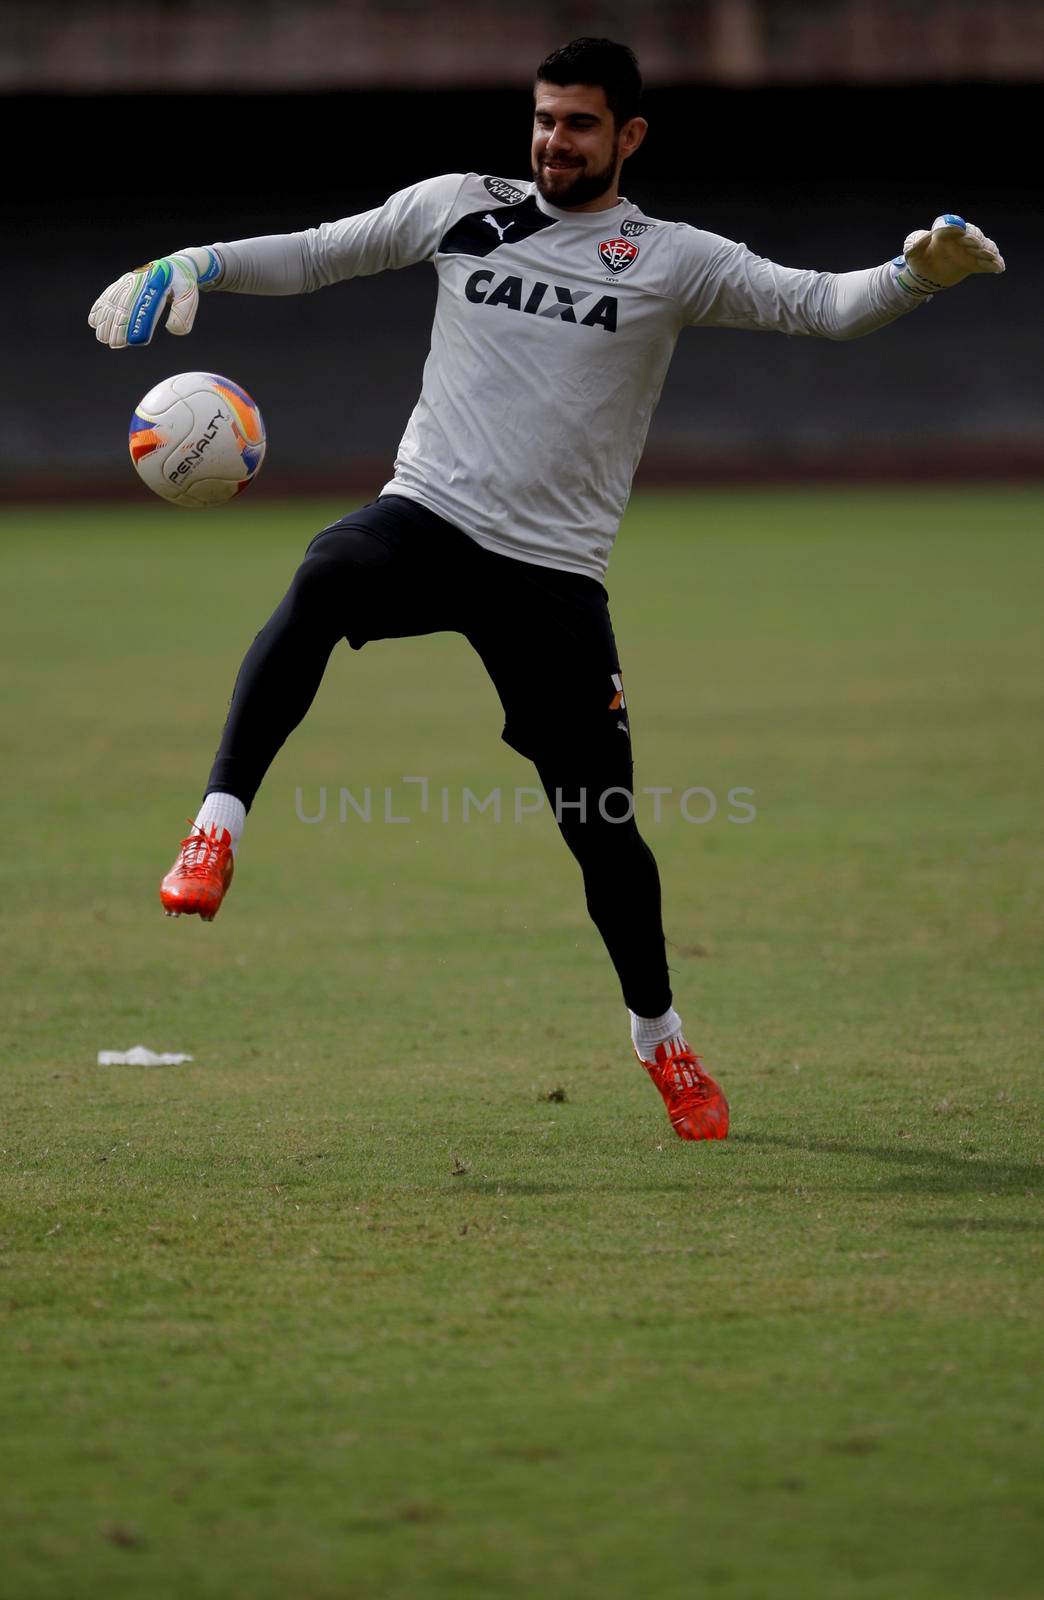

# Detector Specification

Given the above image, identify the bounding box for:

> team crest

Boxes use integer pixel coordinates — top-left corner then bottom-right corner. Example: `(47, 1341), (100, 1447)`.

(598, 238), (639, 274)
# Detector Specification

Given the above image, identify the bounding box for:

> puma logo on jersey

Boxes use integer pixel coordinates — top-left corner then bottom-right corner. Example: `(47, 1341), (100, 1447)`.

(464, 269), (618, 332)
(482, 214), (515, 242)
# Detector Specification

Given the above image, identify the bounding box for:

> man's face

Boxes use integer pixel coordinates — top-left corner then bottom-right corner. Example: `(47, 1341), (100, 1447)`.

(531, 82), (624, 209)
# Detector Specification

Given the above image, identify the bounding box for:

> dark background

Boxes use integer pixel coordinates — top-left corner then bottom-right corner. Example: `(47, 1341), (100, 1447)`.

(4, 81), (1041, 492)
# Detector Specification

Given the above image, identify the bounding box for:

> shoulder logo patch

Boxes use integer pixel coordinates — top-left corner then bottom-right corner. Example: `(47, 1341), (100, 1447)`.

(598, 238), (640, 274)
(620, 218), (655, 238)
(484, 176), (526, 205)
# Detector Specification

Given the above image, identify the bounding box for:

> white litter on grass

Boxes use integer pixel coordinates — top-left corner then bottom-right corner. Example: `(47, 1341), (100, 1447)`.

(97, 1046), (194, 1066)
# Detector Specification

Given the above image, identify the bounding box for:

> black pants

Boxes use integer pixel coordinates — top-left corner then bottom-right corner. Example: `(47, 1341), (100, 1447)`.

(206, 495), (671, 1016)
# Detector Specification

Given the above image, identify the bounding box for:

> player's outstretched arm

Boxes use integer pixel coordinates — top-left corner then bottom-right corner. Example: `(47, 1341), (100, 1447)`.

(892, 214), (1005, 297)
(681, 212), (1005, 341)
(89, 246), (222, 349)
(89, 176), (470, 347)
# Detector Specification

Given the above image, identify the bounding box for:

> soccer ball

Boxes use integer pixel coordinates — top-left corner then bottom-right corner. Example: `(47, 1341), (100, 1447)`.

(128, 371), (266, 507)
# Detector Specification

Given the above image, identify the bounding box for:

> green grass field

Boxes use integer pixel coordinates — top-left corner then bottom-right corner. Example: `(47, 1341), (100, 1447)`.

(2, 488), (1041, 1599)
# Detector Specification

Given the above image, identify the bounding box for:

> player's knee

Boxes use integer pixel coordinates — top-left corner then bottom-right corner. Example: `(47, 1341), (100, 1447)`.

(548, 775), (636, 835)
(283, 551), (336, 621)
(287, 530), (373, 615)
(555, 802), (646, 865)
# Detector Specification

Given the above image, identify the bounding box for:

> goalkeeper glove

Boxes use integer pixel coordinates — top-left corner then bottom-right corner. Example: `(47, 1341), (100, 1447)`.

(892, 214), (1005, 297)
(88, 246), (222, 348)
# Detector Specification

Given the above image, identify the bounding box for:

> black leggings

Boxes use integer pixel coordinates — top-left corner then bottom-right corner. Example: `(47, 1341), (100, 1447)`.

(205, 500), (672, 1017)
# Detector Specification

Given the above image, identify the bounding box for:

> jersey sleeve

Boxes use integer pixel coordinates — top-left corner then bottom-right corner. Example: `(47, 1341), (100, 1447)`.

(672, 225), (923, 340)
(210, 173), (469, 295)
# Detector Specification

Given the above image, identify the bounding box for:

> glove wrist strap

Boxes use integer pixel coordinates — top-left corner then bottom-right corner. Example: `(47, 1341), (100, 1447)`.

(891, 256), (942, 298)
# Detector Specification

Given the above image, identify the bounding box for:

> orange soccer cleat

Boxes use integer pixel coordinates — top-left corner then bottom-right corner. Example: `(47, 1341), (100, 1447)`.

(638, 1040), (729, 1141)
(160, 822), (234, 921)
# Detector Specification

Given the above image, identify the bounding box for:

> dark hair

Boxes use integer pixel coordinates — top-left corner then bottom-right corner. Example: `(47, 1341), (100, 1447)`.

(535, 37), (642, 128)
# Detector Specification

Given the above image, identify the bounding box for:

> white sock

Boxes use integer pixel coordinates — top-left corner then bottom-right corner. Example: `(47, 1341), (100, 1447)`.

(193, 792), (246, 854)
(630, 1006), (687, 1061)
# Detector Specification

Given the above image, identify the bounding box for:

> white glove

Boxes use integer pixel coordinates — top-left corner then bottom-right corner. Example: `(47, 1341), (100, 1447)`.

(88, 246), (222, 348)
(892, 214), (1005, 298)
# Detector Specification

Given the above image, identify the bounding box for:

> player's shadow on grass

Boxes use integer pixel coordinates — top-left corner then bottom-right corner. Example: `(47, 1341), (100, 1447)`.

(731, 1132), (1042, 1199)
(456, 1135), (1040, 1202)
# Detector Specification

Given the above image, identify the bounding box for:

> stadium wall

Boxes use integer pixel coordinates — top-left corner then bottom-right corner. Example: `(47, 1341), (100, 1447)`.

(6, 0), (1044, 88)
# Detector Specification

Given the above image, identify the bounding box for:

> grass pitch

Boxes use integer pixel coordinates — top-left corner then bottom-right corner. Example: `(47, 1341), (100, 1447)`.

(1, 488), (1041, 1599)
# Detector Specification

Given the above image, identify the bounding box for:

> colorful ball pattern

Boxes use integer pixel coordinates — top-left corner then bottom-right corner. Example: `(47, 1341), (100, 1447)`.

(128, 372), (266, 507)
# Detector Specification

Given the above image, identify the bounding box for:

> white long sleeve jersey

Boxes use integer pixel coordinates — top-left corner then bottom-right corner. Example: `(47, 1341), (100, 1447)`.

(212, 172), (921, 581)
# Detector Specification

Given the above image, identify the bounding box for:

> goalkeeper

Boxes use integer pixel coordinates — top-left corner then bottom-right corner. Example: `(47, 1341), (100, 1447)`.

(88, 37), (1004, 1143)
